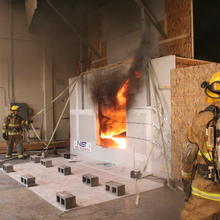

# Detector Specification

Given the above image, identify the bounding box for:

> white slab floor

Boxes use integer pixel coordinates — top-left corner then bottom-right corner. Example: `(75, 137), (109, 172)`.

(2, 156), (163, 211)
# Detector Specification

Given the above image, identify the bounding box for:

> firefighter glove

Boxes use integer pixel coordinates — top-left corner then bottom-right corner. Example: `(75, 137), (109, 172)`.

(2, 133), (8, 141)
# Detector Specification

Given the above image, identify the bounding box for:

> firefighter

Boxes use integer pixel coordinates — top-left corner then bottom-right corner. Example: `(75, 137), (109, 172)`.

(2, 105), (31, 159)
(181, 72), (220, 220)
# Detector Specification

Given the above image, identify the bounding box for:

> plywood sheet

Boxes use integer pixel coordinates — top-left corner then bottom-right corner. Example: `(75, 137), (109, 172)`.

(166, 0), (192, 38)
(171, 63), (220, 179)
(160, 0), (193, 57)
(160, 36), (192, 58)
(176, 57), (212, 68)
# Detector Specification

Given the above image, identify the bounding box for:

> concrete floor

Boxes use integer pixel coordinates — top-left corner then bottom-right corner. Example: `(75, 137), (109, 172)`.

(0, 170), (61, 220)
(5, 156), (163, 211)
(0, 168), (184, 220)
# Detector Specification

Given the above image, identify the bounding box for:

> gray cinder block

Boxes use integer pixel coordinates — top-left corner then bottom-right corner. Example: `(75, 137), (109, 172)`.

(3, 163), (14, 173)
(105, 181), (125, 196)
(58, 165), (71, 175)
(82, 174), (99, 187)
(30, 155), (41, 163)
(130, 170), (142, 179)
(21, 174), (36, 187)
(56, 191), (76, 209)
(0, 160), (4, 168)
(40, 159), (52, 168)
(64, 153), (71, 159)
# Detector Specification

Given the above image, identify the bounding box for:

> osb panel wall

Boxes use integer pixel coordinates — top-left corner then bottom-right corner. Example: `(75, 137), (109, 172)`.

(166, 0), (191, 38)
(176, 57), (211, 68)
(171, 63), (220, 179)
(88, 12), (107, 69)
(159, 0), (193, 58)
(160, 36), (192, 58)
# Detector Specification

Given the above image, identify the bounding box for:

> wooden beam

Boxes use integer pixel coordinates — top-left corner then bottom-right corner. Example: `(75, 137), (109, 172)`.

(176, 56), (212, 68)
(159, 34), (190, 44)
(0, 141), (69, 154)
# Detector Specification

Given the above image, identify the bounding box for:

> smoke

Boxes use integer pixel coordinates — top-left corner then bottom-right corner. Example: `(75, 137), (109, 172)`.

(89, 31), (150, 109)
(90, 70), (127, 108)
(126, 31), (150, 107)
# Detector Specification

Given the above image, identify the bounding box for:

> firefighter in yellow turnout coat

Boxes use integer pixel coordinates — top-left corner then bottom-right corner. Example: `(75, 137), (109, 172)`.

(2, 105), (30, 159)
(181, 72), (220, 220)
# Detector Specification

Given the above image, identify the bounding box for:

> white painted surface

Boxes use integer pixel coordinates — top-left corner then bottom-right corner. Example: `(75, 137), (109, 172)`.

(5, 156), (163, 211)
(70, 72), (155, 172)
(151, 55), (176, 116)
(150, 55), (176, 178)
(69, 55), (175, 178)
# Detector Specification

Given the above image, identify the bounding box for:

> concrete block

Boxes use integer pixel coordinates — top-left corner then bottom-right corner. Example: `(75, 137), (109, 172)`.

(0, 160), (4, 168)
(56, 191), (76, 209)
(82, 174), (99, 187)
(64, 153), (71, 159)
(58, 165), (71, 175)
(3, 163), (14, 173)
(105, 181), (125, 196)
(21, 175), (36, 187)
(40, 159), (52, 168)
(130, 170), (142, 179)
(30, 155), (41, 163)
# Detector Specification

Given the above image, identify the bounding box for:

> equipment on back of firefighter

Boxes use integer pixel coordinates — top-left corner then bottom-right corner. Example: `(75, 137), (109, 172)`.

(195, 105), (220, 184)
(201, 72), (220, 103)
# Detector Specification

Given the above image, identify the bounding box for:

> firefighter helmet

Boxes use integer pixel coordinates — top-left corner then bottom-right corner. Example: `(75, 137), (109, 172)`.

(201, 72), (220, 103)
(10, 105), (20, 111)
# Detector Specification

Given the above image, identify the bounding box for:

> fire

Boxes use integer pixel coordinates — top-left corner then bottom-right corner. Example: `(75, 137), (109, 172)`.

(100, 134), (127, 149)
(117, 80), (129, 106)
(134, 71), (142, 79)
(98, 80), (129, 149)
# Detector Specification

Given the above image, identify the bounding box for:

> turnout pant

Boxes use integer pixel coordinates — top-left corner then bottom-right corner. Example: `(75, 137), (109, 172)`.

(181, 195), (220, 220)
(7, 135), (23, 155)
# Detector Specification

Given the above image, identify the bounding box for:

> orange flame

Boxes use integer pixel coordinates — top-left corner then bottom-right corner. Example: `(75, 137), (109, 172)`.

(134, 71), (142, 79)
(117, 80), (129, 106)
(98, 80), (129, 149)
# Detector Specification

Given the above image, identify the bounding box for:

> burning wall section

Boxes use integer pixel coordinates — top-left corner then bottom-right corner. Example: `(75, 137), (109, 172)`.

(70, 56), (173, 178)
(97, 79), (128, 149)
(69, 60), (153, 170)
(90, 59), (143, 149)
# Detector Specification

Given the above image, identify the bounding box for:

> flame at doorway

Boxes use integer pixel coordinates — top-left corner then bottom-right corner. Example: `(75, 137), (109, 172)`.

(98, 80), (129, 149)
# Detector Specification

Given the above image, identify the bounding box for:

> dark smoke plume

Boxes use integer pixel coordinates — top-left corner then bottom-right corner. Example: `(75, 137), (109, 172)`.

(126, 31), (150, 107)
(90, 31), (150, 109)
